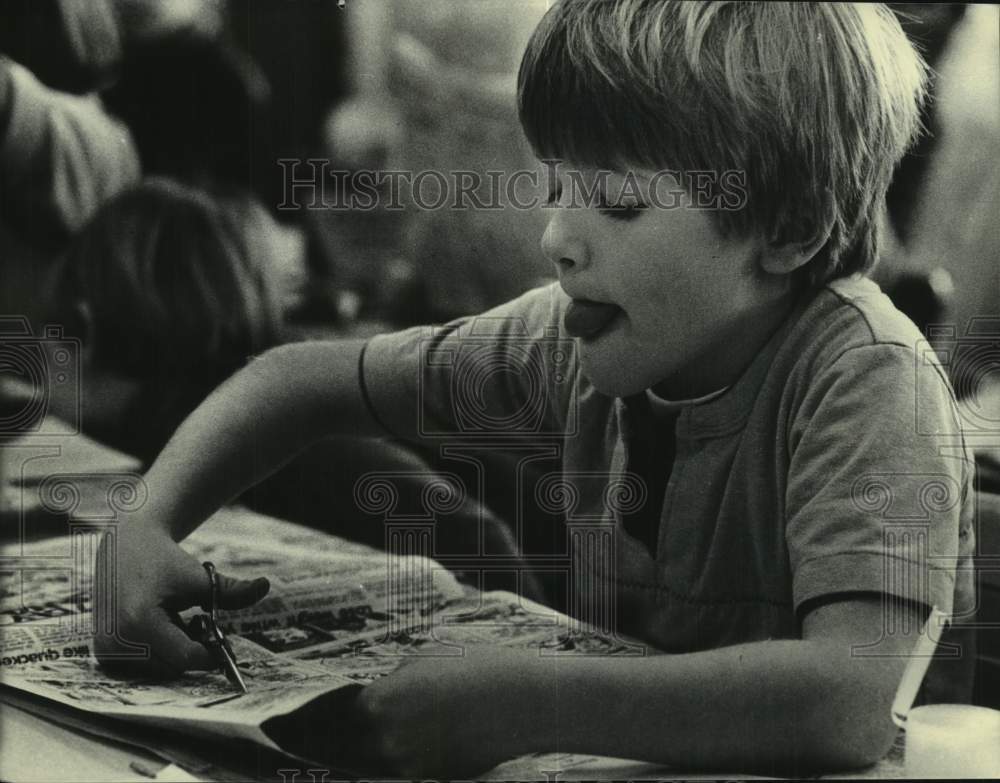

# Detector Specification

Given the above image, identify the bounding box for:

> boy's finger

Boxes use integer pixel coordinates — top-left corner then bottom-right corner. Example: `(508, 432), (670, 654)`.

(214, 574), (271, 610)
(96, 609), (216, 677)
(144, 610), (218, 674)
(166, 562), (270, 612)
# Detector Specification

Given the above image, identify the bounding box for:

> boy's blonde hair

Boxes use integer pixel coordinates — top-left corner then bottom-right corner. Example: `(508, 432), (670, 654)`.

(518, 1), (927, 286)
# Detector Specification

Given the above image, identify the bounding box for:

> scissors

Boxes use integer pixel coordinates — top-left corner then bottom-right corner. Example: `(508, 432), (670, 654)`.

(188, 561), (248, 694)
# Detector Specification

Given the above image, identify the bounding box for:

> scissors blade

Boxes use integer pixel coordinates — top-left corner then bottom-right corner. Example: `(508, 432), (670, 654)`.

(208, 622), (248, 694)
(220, 644), (249, 694)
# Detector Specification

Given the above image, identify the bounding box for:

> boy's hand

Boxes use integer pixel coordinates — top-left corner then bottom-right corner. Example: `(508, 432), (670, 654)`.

(93, 520), (270, 678)
(350, 646), (544, 778)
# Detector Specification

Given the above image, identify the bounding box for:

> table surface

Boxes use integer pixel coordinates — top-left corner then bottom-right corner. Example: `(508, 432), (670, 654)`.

(0, 699), (907, 783)
(0, 422), (906, 781)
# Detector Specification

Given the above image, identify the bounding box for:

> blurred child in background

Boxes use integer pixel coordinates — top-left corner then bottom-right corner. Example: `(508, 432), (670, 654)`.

(45, 178), (294, 461)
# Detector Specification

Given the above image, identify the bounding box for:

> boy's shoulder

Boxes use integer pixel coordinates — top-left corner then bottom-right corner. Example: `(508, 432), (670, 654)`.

(753, 273), (969, 444)
(799, 274), (925, 354)
(767, 274), (966, 450)
(779, 274), (934, 385)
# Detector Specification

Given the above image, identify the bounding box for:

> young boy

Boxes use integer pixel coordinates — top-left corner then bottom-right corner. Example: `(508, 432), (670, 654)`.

(95, 1), (975, 776)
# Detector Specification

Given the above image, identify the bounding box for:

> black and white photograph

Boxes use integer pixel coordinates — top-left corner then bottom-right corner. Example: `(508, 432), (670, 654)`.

(1, 1), (999, 780)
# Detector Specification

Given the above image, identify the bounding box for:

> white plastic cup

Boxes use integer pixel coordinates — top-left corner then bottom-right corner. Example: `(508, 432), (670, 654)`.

(904, 704), (1000, 779)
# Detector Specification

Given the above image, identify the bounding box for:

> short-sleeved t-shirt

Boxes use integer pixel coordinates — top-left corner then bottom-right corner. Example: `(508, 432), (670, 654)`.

(362, 276), (976, 679)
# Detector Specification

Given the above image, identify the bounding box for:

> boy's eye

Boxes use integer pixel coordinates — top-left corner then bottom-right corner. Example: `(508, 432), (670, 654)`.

(599, 203), (649, 221)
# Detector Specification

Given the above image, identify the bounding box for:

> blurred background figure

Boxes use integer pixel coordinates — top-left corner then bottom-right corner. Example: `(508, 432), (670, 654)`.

(104, 0), (349, 207)
(227, 0), (349, 208)
(0, 0), (123, 94)
(885, 4), (969, 245)
(877, 4), (999, 342)
(0, 0), (140, 324)
(321, 0), (553, 323)
(112, 0), (226, 43)
(101, 24), (269, 197)
(43, 178), (296, 462)
(100, 0), (358, 330)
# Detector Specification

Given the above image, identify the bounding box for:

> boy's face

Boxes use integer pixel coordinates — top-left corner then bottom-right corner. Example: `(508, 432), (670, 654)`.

(541, 165), (789, 398)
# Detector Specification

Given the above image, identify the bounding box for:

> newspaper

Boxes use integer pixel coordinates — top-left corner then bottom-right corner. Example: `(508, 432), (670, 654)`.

(1, 507), (634, 774)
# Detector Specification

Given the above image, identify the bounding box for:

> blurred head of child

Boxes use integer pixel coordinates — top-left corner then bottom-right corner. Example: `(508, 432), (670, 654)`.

(49, 177), (301, 461)
(517, 0), (926, 398)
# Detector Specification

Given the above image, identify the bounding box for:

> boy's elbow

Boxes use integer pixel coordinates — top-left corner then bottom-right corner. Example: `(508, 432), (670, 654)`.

(809, 675), (899, 770)
(821, 711), (896, 770)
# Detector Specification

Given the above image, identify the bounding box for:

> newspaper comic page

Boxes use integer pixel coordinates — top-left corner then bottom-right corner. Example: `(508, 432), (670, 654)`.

(2, 507), (646, 776)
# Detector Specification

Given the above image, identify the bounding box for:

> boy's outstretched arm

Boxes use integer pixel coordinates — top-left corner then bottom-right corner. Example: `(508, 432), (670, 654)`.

(94, 340), (378, 675)
(135, 340), (377, 539)
(354, 595), (922, 776)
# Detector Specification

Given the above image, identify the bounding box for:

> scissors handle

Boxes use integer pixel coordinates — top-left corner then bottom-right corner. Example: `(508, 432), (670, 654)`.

(202, 562), (220, 620)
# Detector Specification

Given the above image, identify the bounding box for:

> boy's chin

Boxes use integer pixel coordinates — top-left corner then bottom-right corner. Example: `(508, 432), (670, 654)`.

(579, 358), (651, 398)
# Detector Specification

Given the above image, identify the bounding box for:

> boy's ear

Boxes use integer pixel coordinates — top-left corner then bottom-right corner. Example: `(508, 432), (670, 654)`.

(759, 211), (835, 276)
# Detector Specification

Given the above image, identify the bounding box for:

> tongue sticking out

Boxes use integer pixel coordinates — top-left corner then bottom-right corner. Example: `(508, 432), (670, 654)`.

(564, 300), (622, 339)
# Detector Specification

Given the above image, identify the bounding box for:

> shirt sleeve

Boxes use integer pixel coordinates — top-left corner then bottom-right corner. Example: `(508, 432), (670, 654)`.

(360, 282), (578, 445)
(785, 342), (974, 618)
(0, 56), (140, 247)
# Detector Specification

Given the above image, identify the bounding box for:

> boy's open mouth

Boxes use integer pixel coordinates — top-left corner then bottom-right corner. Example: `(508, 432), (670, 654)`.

(564, 299), (624, 340)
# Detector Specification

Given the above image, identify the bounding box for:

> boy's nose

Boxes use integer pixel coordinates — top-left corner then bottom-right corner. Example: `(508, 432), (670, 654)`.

(540, 215), (588, 274)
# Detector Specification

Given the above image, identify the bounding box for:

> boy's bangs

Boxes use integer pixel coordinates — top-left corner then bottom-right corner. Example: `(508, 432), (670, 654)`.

(517, 7), (685, 172)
